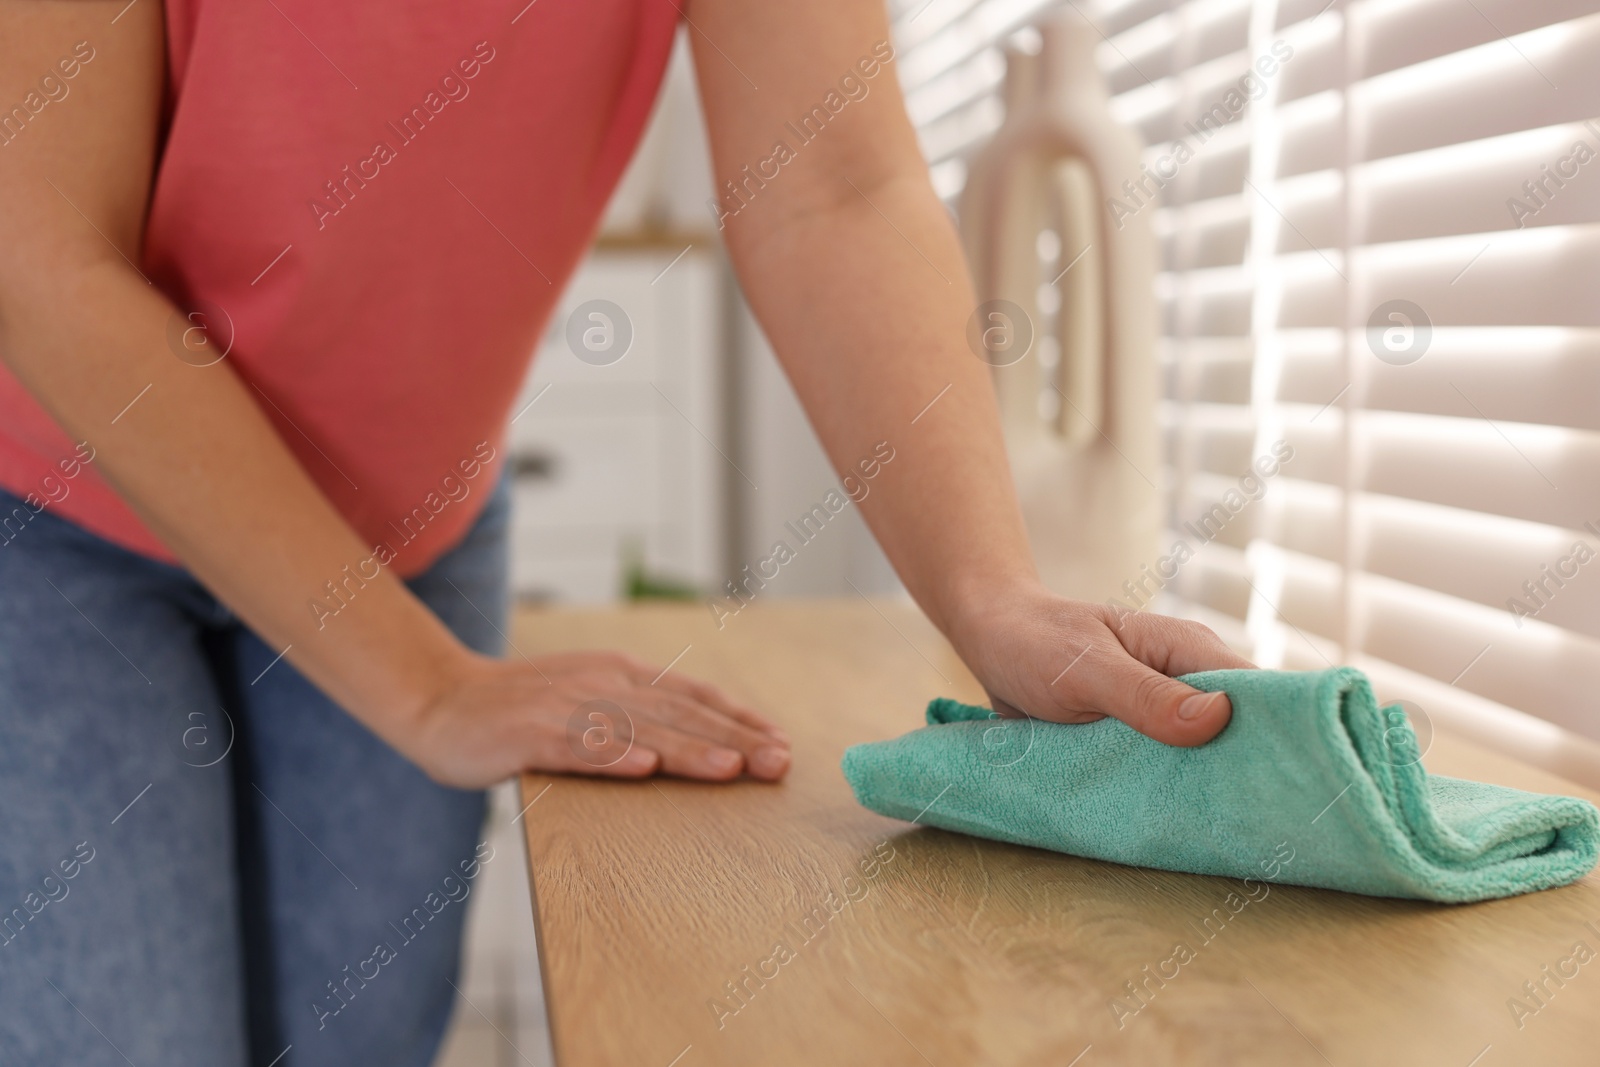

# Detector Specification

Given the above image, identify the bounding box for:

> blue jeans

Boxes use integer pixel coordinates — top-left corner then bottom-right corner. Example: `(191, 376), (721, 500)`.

(0, 477), (511, 1066)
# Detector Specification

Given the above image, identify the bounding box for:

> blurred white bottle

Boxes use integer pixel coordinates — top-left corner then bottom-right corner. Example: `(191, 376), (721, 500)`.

(959, 13), (1161, 605)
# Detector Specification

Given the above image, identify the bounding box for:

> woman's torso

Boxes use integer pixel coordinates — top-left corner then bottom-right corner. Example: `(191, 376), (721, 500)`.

(0, 0), (678, 573)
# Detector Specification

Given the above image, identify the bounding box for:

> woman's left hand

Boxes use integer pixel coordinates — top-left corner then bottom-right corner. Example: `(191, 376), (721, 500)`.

(948, 582), (1258, 747)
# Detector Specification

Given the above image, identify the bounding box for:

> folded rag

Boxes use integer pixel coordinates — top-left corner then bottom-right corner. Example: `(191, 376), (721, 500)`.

(841, 667), (1600, 902)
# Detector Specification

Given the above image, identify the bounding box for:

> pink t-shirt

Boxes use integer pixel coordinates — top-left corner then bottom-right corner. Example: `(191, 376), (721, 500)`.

(0, 0), (676, 575)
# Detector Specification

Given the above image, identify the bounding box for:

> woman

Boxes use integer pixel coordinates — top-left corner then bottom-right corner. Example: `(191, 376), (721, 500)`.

(0, 0), (1250, 1063)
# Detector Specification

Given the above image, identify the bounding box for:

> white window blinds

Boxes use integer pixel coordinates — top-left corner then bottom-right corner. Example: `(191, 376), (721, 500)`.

(891, 0), (1600, 778)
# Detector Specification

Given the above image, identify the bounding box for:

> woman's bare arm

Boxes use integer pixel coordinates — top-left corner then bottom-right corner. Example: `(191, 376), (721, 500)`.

(689, 0), (1255, 744)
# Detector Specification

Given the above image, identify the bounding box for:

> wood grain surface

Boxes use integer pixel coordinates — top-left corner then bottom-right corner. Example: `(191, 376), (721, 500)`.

(515, 601), (1600, 1067)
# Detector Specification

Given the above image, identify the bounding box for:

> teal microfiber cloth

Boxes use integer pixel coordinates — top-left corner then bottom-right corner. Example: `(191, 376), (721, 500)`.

(841, 667), (1600, 902)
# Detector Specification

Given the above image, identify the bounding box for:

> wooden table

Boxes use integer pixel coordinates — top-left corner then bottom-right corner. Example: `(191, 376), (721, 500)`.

(515, 601), (1600, 1067)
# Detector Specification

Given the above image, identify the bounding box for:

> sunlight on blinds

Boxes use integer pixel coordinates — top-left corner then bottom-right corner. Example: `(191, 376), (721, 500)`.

(890, 0), (1600, 778)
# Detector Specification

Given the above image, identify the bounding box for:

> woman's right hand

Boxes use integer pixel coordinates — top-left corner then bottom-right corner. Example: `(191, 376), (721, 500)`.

(398, 650), (792, 789)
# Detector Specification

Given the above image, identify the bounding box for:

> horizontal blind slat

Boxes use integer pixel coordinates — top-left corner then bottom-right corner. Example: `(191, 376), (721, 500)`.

(1353, 571), (1600, 740)
(1160, 411), (1600, 531)
(1274, 16), (1600, 177)
(1164, 330), (1600, 432)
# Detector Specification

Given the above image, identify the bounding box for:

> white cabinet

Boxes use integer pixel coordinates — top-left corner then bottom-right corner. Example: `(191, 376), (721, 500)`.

(506, 245), (724, 603)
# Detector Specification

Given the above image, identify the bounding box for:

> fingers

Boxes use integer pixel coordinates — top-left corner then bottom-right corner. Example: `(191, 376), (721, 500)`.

(614, 652), (790, 751)
(567, 745), (661, 779)
(517, 722), (660, 780)
(650, 668), (789, 744)
(542, 699), (760, 783)
(1078, 654), (1232, 746)
(569, 676), (789, 782)
(1108, 610), (1257, 675)
(631, 716), (749, 781)
(523, 651), (790, 783)
(645, 691), (791, 781)
(608, 651), (787, 741)
(1080, 613), (1247, 745)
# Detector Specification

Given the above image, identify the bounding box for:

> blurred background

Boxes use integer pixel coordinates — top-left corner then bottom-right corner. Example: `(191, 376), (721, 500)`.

(440, 0), (1600, 1061)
